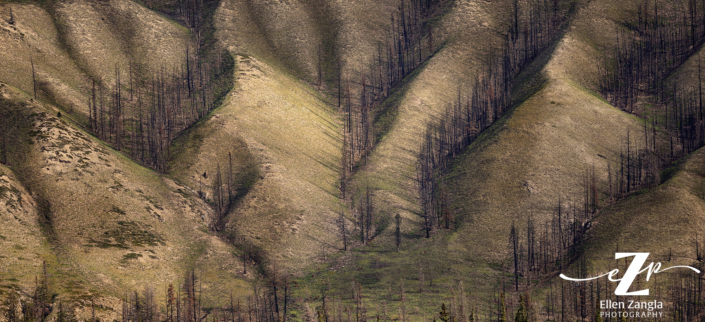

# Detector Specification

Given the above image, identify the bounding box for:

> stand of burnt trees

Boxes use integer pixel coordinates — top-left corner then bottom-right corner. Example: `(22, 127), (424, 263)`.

(481, 262), (705, 322)
(417, 0), (575, 237)
(122, 269), (294, 322)
(3, 257), (705, 321)
(207, 150), (259, 233)
(601, 0), (705, 166)
(340, 0), (445, 202)
(87, 48), (232, 173)
(83, 0), (232, 174)
(506, 168), (598, 294)
(602, 0), (705, 113)
(0, 268), (291, 322)
(338, 0), (448, 250)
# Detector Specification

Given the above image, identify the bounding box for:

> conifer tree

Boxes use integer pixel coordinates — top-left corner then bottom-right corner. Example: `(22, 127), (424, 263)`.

(439, 303), (451, 322)
(514, 294), (528, 322)
(594, 301), (603, 322)
(395, 213), (402, 251)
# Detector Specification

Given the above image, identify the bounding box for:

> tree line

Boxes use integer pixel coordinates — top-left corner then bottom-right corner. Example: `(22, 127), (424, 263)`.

(3, 256), (705, 321)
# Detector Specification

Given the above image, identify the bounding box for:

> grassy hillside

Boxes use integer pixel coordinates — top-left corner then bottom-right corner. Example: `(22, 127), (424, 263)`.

(169, 53), (343, 272)
(548, 0), (705, 294)
(0, 81), (251, 319)
(3, 0), (705, 320)
(0, 3), (89, 116)
(0, 162), (55, 298)
(584, 145), (705, 269)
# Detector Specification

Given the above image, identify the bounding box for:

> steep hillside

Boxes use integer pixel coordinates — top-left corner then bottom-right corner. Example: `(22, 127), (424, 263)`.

(0, 77), (249, 318)
(0, 161), (54, 296)
(169, 54), (343, 272)
(349, 0), (511, 237)
(0, 3), (89, 116)
(215, 0), (402, 83)
(0, 1), (194, 122)
(4, 0), (705, 320)
(584, 145), (705, 269)
(443, 0), (653, 267)
(553, 0), (705, 290)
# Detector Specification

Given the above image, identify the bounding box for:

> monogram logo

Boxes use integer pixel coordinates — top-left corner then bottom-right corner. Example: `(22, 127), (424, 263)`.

(560, 253), (700, 296)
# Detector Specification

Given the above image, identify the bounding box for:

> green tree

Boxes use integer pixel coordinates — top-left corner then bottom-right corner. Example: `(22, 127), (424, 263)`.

(500, 292), (507, 322)
(514, 294), (528, 322)
(594, 301), (603, 322)
(439, 303), (451, 322)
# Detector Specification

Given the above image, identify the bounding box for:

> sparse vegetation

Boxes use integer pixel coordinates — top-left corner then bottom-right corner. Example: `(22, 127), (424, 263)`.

(5, 0), (705, 321)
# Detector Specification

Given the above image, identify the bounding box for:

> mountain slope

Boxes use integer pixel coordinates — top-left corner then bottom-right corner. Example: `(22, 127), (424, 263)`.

(169, 54), (343, 272)
(1, 59), (248, 322)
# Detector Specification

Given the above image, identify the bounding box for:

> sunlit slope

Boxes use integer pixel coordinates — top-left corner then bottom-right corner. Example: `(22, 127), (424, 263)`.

(350, 0), (514, 242)
(564, 0), (705, 271)
(214, 0), (401, 82)
(0, 84), (250, 313)
(583, 146), (705, 271)
(169, 55), (343, 272)
(0, 162), (55, 294)
(0, 3), (89, 116)
(445, 0), (647, 261)
(54, 0), (191, 81)
(0, 1), (192, 121)
(446, 79), (642, 260)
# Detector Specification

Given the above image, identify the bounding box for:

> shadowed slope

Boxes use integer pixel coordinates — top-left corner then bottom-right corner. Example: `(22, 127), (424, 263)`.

(169, 54), (343, 272)
(0, 162), (55, 296)
(445, 0), (646, 263)
(0, 0), (193, 123)
(0, 83), (250, 318)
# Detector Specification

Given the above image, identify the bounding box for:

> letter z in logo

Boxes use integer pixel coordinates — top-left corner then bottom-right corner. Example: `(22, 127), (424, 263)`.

(560, 253), (700, 296)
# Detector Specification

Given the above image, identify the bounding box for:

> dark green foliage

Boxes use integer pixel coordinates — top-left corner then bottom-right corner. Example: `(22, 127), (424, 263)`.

(439, 303), (451, 322)
(594, 301), (602, 322)
(122, 253), (142, 261)
(87, 221), (164, 249)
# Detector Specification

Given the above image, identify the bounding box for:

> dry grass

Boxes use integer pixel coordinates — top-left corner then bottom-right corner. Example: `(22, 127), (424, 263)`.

(0, 163), (56, 295)
(555, 0), (705, 284)
(54, 0), (191, 81)
(215, 0), (403, 85)
(0, 0), (193, 124)
(0, 3), (89, 115)
(169, 54), (343, 273)
(351, 0), (513, 242)
(0, 83), (251, 319)
(3, 0), (703, 319)
(584, 145), (705, 269)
